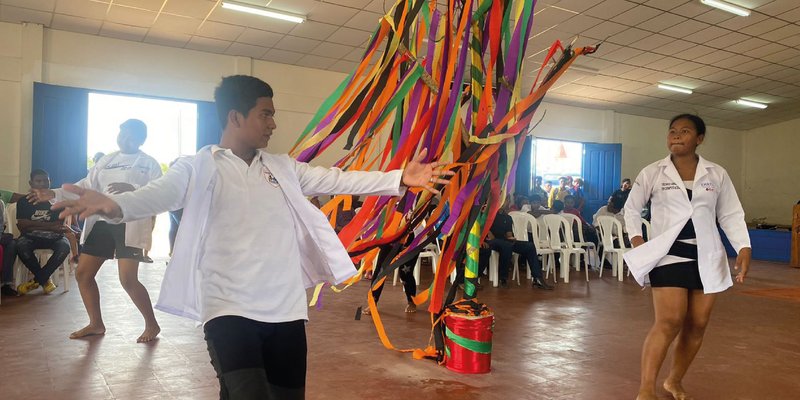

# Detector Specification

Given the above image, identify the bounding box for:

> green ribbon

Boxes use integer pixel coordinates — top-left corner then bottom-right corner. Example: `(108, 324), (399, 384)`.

(445, 325), (492, 354)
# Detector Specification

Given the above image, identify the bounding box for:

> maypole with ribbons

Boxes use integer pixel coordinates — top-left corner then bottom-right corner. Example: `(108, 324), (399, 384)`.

(289, 0), (598, 367)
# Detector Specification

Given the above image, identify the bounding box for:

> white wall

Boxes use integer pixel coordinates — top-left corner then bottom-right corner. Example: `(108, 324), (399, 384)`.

(741, 117), (800, 225)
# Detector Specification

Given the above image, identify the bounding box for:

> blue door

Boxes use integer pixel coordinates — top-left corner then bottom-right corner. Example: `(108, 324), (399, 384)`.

(32, 83), (90, 188)
(581, 143), (621, 224)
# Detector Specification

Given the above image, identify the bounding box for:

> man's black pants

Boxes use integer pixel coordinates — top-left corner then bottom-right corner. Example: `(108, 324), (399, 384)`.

(204, 316), (306, 400)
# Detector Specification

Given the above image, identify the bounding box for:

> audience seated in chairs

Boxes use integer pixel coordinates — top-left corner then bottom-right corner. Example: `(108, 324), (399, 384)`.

(15, 169), (72, 295)
(479, 201), (552, 290)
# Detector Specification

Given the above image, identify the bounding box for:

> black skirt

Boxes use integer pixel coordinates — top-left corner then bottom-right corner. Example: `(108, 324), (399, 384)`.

(649, 261), (704, 290)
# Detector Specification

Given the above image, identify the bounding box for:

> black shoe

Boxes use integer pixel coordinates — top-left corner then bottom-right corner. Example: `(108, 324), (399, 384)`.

(499, 279), (509, 288)
(533, 278), (554, 290)
(1, 285), (19, 297)
(142, 256), (154, 264)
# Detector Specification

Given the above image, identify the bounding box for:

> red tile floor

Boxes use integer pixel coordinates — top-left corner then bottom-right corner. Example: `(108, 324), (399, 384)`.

(1, 259), (798, 399)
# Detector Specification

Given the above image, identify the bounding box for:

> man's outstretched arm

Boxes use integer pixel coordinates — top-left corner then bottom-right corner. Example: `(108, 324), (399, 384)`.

(52, 158), (193, 222)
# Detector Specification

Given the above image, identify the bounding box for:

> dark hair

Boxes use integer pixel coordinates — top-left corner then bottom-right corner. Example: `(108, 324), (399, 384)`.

(610, 190), (627, 209)
(622, 178), (631, 184)
(529, 194), (542, 203)
(669, 114), (706, 136)
(552, 200), (564, 213)
(564, 195), (575, 202)
(214, 75), (274, 128)
(120, 119), (147, 144)
(30, 169), (49, 180)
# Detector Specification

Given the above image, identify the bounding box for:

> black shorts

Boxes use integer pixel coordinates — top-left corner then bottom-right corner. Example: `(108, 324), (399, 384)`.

(82, 221), (144, 261)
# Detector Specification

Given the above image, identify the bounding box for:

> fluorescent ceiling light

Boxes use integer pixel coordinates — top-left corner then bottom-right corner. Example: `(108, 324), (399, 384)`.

(657, 83), (693, 94)
(569, 65), (599, 75)
(735, 99), (767, 109)
(700, 0), (751, 17)
(221, 1), (305, 23)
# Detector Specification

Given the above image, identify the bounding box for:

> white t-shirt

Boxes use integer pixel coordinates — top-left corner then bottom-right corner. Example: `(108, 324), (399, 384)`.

(97, 152), (149, 194)
(200, 147), (304, 324)
(593, 206), (625, 232)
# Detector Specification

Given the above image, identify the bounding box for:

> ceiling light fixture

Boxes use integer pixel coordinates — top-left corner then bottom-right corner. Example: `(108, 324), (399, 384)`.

(735, 98), (767, 109)
(657, 83), (693, 94)
(221, 1), (306, 23)
(699, 0), (751, 17)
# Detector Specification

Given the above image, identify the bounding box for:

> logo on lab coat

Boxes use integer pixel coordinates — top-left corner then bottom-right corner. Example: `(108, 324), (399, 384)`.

(701, 182), (716, 191)
(262, 167), (280, 187)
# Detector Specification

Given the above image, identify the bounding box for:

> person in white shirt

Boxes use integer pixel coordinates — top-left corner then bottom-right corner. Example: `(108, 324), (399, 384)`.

(30, 119), (163, 343)
(592, 190), (627, 233)
(50, 75), (453, 399)
(623, 114), (751, 400)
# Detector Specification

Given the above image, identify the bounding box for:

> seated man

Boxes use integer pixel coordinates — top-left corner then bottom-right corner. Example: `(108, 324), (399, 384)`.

(593, 190), (630, 246)
(15, 169), (72, 295)
(479, 202), (552, 290)
(526, 194), (553, 218)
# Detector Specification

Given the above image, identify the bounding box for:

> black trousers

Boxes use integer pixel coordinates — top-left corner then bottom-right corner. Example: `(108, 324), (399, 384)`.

(15, 234), (70, 286)
(0, 233), (16, 284)
(479, 239), (543, 281)
(204, 316), (307, 400)
(370, 244), (417, 304)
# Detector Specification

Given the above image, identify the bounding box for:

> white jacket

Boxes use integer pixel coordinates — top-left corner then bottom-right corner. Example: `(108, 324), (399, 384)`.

(111, 146), (404, 321)
(54, 151), (162, 250)
(623, 155), (750, 294)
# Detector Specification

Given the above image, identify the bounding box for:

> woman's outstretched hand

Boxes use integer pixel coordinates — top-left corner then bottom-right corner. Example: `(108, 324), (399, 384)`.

(401, 148), (455, 195)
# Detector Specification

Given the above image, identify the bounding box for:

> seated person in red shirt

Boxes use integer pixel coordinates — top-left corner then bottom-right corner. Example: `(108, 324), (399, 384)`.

(15, 169), (72, 294)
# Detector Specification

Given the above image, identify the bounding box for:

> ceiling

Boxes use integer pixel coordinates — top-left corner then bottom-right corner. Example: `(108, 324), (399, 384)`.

(0, 0), (798, 130)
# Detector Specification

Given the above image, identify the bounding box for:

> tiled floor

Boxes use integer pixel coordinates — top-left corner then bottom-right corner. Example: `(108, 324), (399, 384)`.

(1, 259), (798, 399)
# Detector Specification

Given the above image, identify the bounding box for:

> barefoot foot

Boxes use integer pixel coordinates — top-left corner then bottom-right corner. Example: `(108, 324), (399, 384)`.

(137, 324), (161, 343)
(69, 324), (106, 339)
(663, 381), (691, 400)
(404, 303), (417, 313)
(361, 307), (371, 316)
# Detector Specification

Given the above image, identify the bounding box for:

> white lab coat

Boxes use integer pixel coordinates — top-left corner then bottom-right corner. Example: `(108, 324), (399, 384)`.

(54, 151), (162, 250)
(111, 145), (404, 321)
(623, 155), (750, 294)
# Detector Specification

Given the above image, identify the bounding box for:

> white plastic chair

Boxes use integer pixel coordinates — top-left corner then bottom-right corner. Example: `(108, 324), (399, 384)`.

(596, 216), (631, 281)
(542, 214), (587, 283)
(509, 211), (558, 284)
(642, 219), (652, 242)
(561, 213), (598, 269)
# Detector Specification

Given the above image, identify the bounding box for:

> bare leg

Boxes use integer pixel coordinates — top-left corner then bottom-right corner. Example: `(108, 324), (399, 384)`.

(637, 287), (689, 400)
(118, 258), (160, 343)
(70, 254), (107, 339)
(663, 291), (717, 400)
